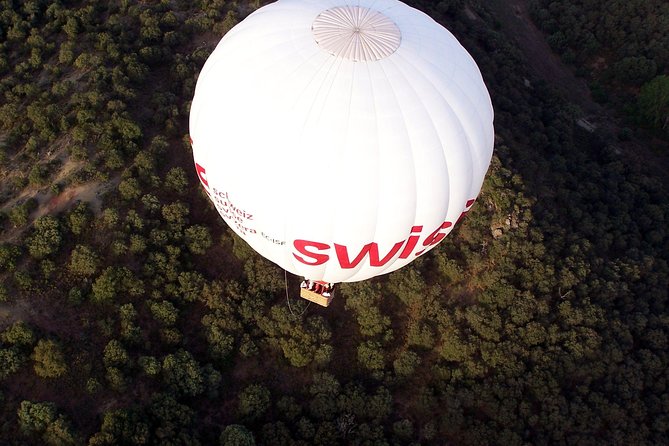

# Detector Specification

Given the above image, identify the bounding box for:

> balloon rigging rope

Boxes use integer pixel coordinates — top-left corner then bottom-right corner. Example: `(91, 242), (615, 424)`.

(284, 269), (310, 316)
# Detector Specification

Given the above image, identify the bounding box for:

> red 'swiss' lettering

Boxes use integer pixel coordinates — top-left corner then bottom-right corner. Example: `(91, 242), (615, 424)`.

(335, 240), (405, 269)
(293, 240), (330, 265)
(399, 226), (423, 259)
(291, 198), (478, 268)
(457, 198), (476, 223)
(422, 221), (453, 247)
(414, 221), (453, 256)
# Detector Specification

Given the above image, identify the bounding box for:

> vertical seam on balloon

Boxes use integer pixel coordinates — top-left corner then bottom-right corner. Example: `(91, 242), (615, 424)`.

(203, 26), (336, 280)
(277, 51), (328, 280)
(387, 50), (452, 234)
(276, 31), (347, 280)
(423, 60), (477, 210)
(434, 56), (492, 187)
(298, 61), (349, 281)
(415, 55), (490, 199)
(360, 57), (383, 282)
(319, 59), (358, 283)
(393, 47), (483, 224)
(295, 52), (344, 129)
(415, 37), (494, 177)
(330, 59), (363, 282)
(349, 56), (416, 281)
(379, 43), (421, 246)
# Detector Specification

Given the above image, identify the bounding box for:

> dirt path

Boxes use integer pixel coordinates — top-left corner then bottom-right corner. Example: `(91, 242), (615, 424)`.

(488, 0), (669, 184)
(488, 0), (602, 115)
(0, 176), (117, 244)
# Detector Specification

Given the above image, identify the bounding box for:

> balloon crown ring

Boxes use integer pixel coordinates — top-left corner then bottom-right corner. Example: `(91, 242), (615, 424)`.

(312, 6), (402, 61)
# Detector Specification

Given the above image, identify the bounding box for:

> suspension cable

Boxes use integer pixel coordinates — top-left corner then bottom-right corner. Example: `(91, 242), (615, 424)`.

(284, 269), (310, 316)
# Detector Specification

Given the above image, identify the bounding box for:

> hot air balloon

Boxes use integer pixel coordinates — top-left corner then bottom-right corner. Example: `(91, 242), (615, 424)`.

(189, 0), (494, 306)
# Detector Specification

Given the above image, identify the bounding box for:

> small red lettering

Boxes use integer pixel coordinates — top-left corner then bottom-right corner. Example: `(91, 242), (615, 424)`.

(195, 162), (208, 189)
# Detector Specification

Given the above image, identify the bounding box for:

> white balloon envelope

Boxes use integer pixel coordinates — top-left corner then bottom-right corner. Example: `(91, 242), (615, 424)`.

(189, 0), (494, 283)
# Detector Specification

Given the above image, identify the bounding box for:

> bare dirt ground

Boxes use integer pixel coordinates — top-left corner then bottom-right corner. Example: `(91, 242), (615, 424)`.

(0, 137), (119, 330)
(0, 141), (119, 244)
(0, 298), (32, 330)
(0, 177), (117, 243)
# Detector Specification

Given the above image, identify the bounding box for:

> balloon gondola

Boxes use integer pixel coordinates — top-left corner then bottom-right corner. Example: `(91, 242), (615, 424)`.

(299, 280), (335, 307)
(189, 0), (494, 306)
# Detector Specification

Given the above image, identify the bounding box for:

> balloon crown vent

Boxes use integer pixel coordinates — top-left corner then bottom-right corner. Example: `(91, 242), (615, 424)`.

(312, 6), (401, 61)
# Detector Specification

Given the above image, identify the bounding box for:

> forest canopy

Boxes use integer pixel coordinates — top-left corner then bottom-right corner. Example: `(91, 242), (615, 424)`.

(0, 0), (667, 445)
(530, 0), (669, 134)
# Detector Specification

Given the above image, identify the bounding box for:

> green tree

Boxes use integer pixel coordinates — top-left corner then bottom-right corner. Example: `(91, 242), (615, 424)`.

(201, 314), (235, 361)
(103, 340), (130, 368)
(164, 167), (189, 194)
(43, 416), (78, 446)
(221, 424), (256, 446)
(27, 216), (62, 259)
(612, 56), (657, 85)
(2, 321), (35, 347)
(28, 163), (49, 185)
(0, 283), (8, 303)
(68, 244), (99, 277)
(357, 340), (385, 370)
(138, 356), (161, 376)
(91, 267), (120, 303)
(184, 225), (212, 254)
(133, 151), (155, 175)
(105, 366), (126, 391)
(393, 350), (421, 377)
(393, 419), (414, 440)
(146, 393), (199, 443)
(238, 384), (271, 420)
(0, 243), (21, 271)
(18, 400), (56, 434)
(31, 339), (67, 378)
(638, 75), (669, 135)
(129, 234), (147, 253)
(161, 349), (205, 397)
(149, 300), (179, 326)
(68, 201), (92, 235)
(0, 348), (22, 380)
(62, 17), (79, 39)
(118, 177), (141, 200)
(257, 306), (332, 367)
(88, 409), (149, 445)
(119, 303), (141, 343)
(40, 259), (56, 279)
(17, 400), (78, 444)
(101, 208), (119, 228)
(178, 271), (205, 302)
(91, 267), (143, 303)
(162, 201), (189, 228)
(9, 203), (30, 228)
(140, 194), (160, 214)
